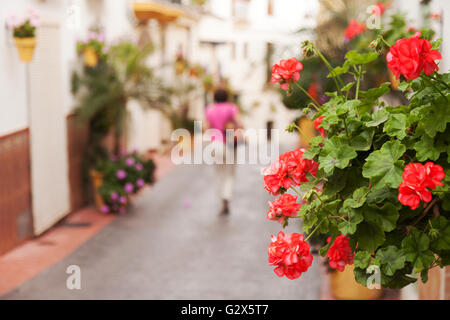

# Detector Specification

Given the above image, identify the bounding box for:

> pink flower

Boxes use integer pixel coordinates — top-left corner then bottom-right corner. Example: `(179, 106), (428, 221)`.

(124, 183), (134, 193)
(119, 196), (127, 204)
(135, 163), (143, 171)
(125, 157), (135, 166)
(136, 178), (145, 188)
(116, 169), (127, 180)
(100, 205), (110, 214)
(271, 58), (303, 91)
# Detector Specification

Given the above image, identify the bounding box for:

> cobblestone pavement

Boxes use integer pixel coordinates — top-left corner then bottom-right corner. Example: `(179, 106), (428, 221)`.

(4, 161), (321, 299)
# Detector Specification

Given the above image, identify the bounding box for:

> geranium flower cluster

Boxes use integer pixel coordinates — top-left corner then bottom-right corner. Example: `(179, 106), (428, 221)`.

(344, 19), (365, 41)
(326, 235), (354, 272)
(387, 32), (442, 80)
(398, 162), (445, 210)
(98, 150), (155, 214)
(268, 232), (314, 279)
(263, 149), (318, 195)
(267, 193), (302, 224)
(313, 115), (326, 137)
(270, 58), (303, 91)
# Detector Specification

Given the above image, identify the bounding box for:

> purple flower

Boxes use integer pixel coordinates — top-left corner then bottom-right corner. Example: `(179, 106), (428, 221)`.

(110, 192), (119, 201)
(124, 182), (134, 193)
(116, 169), (127, 180)
(135, 163), (143, 171)
(100, 205), (110, 214)
(125, 157), (135, 166)
(119, 196), (127, 204)
(136, 178), (145, 188)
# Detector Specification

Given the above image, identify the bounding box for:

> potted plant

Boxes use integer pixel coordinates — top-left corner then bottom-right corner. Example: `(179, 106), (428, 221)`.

(72, 40), (166, 207)
(8, 8), (39, 63)
(264, 27), (449, 299)
(94, 151), (156, 214)
(76, 30), (106, 67)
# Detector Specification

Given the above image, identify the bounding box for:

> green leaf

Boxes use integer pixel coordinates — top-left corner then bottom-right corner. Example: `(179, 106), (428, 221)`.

(363, 203), (399, 232)
(345, 50), (379, 66)
(365, 109), (390, 127)
(348, 129), (374, 151)
(338, 220), (358, 235)
(375, 246), (406, 276)
(421, 98), (450, 137)
(354, 251), (371, 269)
(341, 82), (355, 92)
(402, 230), (435, 270)
(355, 222), (385, 252)
(359, 83), (390, 100)
(319, 136), (357, 175)
(366, 186), (396, 204)
(430, 216), (450, 250)
(398, 81), (410, 92)
(362, 141), (406, 190)
(328, 64), (349, 78)
(344, 187), (370, 209)
(384, 113), (408, 140)
(421, 269), (429, 283)
(414, 134), (445, 162)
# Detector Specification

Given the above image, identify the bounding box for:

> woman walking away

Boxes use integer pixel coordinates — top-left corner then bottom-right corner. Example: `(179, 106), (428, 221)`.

(205, 88), (243, 215)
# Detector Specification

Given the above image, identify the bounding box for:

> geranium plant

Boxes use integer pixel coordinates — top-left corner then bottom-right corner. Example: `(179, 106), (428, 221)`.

(265, 30), (450, 289)
(7, 8), (39, 38)
(96, 151), (155, 214)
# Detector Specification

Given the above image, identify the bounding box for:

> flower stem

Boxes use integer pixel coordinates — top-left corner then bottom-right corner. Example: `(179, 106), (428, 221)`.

(305, 219), (325, 242)
(423, 76), (448, 101)
(294, 82), (321, 111)
(291, 187), (304, 199)
(354, 65), (362, 100)
(313, 47), (344, 93)
(380, 36), (392, 48)
(432, 73), (450, 90)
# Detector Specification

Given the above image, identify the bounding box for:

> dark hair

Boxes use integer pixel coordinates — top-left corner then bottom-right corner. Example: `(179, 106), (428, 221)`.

(213, 89), (228, 103)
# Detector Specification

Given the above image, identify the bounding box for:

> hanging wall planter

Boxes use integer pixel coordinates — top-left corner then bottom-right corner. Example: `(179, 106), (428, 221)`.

(14, 37), (37, 63)
(7, 8), (40, 63)
(77, 30), (105, 68)
(83, 46), (99, 67)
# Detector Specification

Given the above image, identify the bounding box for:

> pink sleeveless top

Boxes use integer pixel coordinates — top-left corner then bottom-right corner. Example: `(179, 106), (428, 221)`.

(205, 102), (239, 143)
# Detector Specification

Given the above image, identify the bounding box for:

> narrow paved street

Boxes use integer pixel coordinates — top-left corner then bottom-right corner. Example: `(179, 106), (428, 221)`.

(4, 161), (321, 299)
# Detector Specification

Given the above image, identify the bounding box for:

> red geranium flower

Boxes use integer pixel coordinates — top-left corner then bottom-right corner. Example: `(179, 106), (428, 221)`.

(268, 231), (313, 279)
(345, 19), (365, 40)
(398, 162), (445, 210)
(263, 149), (318, 195)
(271, 58), (303, 91)
(313, 115), (326, 137)
(307, 83), (319, 100)
(326, 234), (354, 272)
(267, 193), (302, 224)
(372, 3), (386, 16)
(387, 32), (442, 80)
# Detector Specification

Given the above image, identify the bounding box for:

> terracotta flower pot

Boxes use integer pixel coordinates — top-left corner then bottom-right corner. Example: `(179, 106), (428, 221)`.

(14, 37), (37, 62)
(83, 46), (98, 67)
(89, 169), (104, 211)
(330, 265), (384, 300)
(389, 69), (400, 90)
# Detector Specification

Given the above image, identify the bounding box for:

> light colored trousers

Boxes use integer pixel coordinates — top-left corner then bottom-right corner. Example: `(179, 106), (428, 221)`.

(212, 142), (236, 201)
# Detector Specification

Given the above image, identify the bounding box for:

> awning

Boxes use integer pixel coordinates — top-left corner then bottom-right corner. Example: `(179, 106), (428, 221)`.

(133, 2), (185, 23)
